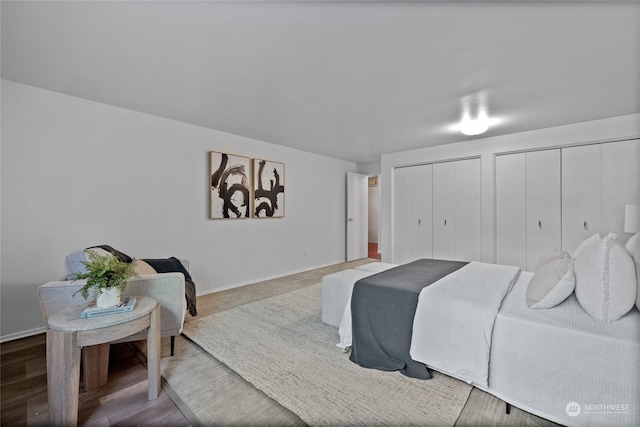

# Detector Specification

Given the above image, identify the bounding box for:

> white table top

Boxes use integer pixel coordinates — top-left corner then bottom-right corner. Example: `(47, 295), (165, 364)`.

(47, 296), (158, 332)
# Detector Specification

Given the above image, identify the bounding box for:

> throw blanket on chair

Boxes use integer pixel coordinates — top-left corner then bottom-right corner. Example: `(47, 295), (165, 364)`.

(80, 245), (198, 316)
(410, 262), (520, 387)
(143, 257), (198, 316)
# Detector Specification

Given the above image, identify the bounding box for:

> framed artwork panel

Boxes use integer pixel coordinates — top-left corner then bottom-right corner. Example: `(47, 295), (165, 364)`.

(210, 151), (251, 219)
(253, 158), (285, 218)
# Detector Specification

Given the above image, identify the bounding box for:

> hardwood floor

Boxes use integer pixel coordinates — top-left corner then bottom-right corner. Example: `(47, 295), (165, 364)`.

(0, 259), (371, 426)
(1, 334), (190, 426)
(1, 258), (556, 426)
(367, 242), (381, 260)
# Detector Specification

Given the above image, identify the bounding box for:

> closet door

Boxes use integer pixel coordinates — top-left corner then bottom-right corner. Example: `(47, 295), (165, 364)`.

(526, 149), (561, 270)
(433, 161), (456, 260)
(562, 144), (602, 254)
(455, 158), (481, 261)
(393, 166), (414, 264)
(602, 139), (640, 242)
(412, 164), (433, 260)
(495, 153), (526, 269)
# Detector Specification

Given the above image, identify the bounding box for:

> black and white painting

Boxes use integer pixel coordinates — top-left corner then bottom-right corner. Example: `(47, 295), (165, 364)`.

(210, 151), (251, 219)
(253, 159), (285, 218)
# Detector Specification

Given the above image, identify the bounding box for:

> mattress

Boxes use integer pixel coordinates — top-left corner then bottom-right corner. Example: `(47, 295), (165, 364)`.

(486, 271), (640, 427)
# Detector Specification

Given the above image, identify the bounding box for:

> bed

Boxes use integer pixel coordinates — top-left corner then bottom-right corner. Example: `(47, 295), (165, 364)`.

(487, 271), (640, 427)
(337, 244), (640, 426)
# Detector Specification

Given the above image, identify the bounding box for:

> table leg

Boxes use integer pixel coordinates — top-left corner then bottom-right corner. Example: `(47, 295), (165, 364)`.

(47, 329), (81, 426)
(82, 343), (110, 390)
(147, 305), (161, 399)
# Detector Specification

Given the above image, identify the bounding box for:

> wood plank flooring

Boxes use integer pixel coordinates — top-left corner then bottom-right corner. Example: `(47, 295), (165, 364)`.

(368, 242), (381, 260)
(1, 258), (557, 426)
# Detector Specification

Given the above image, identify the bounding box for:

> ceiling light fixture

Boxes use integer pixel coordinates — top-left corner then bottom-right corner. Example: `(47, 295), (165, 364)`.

(452, 91), (498, 136)
(459, 110), (490, 136)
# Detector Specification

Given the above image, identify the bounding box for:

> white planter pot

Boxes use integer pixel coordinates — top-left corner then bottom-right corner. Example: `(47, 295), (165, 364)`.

(96, 287), (121, 308)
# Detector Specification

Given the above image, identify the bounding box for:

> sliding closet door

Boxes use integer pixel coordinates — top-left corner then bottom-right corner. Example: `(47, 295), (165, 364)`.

(526, 149), (561, 270)
(393, 164), (433, 264)
(455, 158), (481, 261)
(393, 166), (414, 265)
(432, 158), (481, 262)
(562, 144), (602, 254)
(412, 164), (433, 260)
(495, 153), (526, 269)
(433, 161), (456, 260)
(602, 139), (640, 243)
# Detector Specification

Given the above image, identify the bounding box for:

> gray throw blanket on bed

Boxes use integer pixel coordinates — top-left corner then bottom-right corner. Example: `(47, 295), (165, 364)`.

(349, 258), (467, 379)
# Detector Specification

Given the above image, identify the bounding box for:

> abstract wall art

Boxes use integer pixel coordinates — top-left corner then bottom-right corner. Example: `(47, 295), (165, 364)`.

(209, 151), (251, 219)
(253, 158), (285, 218)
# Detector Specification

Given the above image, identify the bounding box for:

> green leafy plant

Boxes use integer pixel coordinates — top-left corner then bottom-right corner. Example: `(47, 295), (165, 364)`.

(71, 250), (138, 299)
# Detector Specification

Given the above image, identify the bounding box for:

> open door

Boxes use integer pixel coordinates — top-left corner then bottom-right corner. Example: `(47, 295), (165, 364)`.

(346, 172), (368, 261)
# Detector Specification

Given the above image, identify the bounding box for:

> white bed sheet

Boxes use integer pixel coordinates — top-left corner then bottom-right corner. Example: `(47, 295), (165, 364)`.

(410, 262), (520, 387)
(486, 271), (640, 427)
(336, 264), (640, 426)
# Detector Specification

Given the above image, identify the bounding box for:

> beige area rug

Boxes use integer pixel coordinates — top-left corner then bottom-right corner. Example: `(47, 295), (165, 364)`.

(180, 284), (473, 426)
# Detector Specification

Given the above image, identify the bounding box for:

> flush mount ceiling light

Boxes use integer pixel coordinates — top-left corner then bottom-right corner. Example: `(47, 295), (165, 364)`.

(458, 110), (490, 136)
(452, 92), (499, 136)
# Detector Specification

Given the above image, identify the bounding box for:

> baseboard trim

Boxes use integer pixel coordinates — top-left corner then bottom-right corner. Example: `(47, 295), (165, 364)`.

(196, 260), (345, 297)
(1, 326), (45, 343)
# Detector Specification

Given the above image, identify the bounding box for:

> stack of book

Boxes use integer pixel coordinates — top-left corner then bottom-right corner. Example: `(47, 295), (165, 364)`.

(80, 296), (137, 318)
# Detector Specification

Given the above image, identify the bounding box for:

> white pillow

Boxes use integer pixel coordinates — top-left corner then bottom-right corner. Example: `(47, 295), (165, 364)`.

(574, 233), (600, 259)
(534, 249), (571, 272)
(627, 234), (640, 311)
(633, 247), (640, 312)
(574, 233), (637, 321)
(526, 258), (575, 309)
(626, 231), (640, 255)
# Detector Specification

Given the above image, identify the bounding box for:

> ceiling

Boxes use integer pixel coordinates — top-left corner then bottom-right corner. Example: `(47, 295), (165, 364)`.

(2, 1), (639, 164)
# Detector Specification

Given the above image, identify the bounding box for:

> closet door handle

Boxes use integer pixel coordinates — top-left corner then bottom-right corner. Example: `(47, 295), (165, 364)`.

(538, 220), (542, 229)
(418, 219), (421, 225)
(444, 219), (447, 226)
(584, 221), (588, 230)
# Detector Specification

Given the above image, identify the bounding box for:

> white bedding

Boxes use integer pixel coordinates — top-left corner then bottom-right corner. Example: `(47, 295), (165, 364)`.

(409, 262), (520, 387)
(335, 262), (640, 426)
(487, 271), (640, 427)
(337, 293), (354, 350)
(337, 261), (520, 378)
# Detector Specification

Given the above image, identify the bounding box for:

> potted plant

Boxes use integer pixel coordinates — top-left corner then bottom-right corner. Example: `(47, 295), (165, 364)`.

(70, 249), (138, 307)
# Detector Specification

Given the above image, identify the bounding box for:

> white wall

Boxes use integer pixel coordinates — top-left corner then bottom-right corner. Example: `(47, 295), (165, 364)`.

(1, 80), (358, 340)
(380, 114), (640, 264)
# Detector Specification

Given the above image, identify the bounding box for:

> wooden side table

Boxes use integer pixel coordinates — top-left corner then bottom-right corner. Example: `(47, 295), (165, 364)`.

(46, 296), (161, 426)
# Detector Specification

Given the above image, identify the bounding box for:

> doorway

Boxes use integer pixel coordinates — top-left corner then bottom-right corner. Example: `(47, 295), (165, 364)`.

(368, 175), (381, 259)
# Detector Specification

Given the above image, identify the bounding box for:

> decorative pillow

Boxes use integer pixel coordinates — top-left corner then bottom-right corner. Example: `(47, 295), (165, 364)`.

(627, 232), (640, 311)
(87, 244), (133, 263)
(628, 239), (640, 311)
(527, 258), (575, 309)
(132, 258), (157, 275)
(574, 233), (637, 321)
(626, 231), (640, 255)
(574, 233), (601, 259)
(534, 249), (571, 272)
(64, 247), (113, 278)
